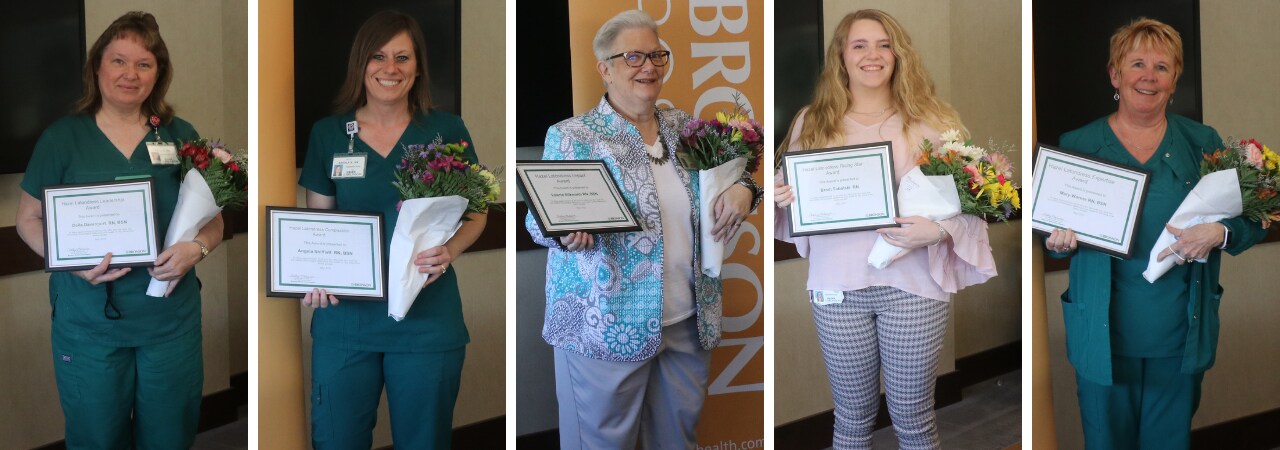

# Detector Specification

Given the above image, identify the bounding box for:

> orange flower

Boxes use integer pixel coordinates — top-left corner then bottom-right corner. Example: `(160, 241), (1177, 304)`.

(1259, 189), (1278, 201)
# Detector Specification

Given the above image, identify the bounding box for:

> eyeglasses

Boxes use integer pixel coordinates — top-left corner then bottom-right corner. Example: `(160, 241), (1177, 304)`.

(604, 50), (671, 67)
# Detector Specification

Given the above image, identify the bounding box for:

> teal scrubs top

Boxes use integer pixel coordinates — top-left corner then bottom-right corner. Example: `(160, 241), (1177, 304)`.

(1094, 123), (1193, 357)
(298, 110), (475, 352)
(20, 114), (203, 347)
(1051, 113), (1266, 385)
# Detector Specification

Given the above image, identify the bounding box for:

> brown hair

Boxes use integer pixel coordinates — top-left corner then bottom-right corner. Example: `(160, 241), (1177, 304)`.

(74, 11), (174, 122)
(333, 10), (433, 115)
(783, 9), (964, 153)
(1108, 17), (1184, 82)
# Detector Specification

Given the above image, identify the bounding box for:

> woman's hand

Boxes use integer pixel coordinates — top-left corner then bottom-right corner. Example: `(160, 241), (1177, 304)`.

(774, 172), (795, 208)
(559, 232), (595, 251)
(876, 216), (946, 249)
(415, 245), (454, 288)
(711, 184), (752, 243)
(147, 241), (203, 296)
(75, 253), (131, 285)
(1045, 228), (1078, 254)
(1157, 223), (1225, 265)
(302, 288), (339, 308)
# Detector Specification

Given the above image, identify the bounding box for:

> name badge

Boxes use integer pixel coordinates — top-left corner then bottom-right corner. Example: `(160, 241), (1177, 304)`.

(331, 153), (368, 179)
(146, 142), (180, 165)
(811, 290), (844, 305)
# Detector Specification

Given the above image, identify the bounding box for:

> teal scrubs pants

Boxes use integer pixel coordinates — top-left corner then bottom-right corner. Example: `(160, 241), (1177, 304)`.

(51, 325), (203, 450)
(1076, 355), (1203, 450)
(310, 344), (466, 449)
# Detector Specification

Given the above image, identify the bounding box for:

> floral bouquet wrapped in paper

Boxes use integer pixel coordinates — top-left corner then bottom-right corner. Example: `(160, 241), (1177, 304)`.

(1143, 138), (1277, 282)
(387, 136), (501, 321)
(868, 130), (1019, 268)
(146, 137), (248, 297)
(677, 104), (763, 277)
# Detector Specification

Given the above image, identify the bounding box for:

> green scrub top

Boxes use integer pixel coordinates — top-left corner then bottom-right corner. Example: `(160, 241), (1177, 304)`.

(20, 114), (202, 347)
(1091, 122), (1193, 358)
(298, 110), (476, 352)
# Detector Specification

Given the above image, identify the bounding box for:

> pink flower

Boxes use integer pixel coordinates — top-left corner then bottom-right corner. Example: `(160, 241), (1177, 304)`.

(984, 152), (1014, 178)
(211, 148), (233, 164)
(962, 165), (984, 191)
(1246, 142), (1265, 169)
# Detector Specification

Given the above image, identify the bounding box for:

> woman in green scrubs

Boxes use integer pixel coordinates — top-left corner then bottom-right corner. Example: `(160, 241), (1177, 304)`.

(14, 12), (224, 449)
(297, 11), (486, 449)
(1043, 18), (1265, 449)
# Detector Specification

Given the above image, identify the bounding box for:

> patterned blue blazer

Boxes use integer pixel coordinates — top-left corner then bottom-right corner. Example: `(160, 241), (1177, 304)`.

(525, 96), (724, 362)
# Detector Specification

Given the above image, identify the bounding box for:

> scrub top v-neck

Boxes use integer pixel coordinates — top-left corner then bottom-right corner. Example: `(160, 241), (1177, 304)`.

(21, 114), (202, 347)
(299, 110), (478, 353)
(1099, 123), (1191, 358)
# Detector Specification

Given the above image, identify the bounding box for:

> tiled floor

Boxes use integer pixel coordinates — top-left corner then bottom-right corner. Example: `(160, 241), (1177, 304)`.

(846, 370), (1023, 450)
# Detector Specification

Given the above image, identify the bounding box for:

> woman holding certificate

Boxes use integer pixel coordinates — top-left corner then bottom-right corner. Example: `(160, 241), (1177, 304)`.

(13, 12), (224, 448)
(523, 10), (760, 448)
(296, 11), (485, 449)
(774, 10), (996, 449)
(1042, 18), (1265, 449)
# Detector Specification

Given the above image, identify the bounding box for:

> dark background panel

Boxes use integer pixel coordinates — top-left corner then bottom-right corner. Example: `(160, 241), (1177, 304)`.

(515, 0), (572, 148)
(0, 1), (85, 174)
(294, 0), (460, 166)
(1033, 0), (1201, 147)
(773, 0), (824, 154)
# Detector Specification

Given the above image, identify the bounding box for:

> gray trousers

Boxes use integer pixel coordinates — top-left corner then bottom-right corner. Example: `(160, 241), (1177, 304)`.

(554, 317), (710, 450)
(811, 286), (949, 450)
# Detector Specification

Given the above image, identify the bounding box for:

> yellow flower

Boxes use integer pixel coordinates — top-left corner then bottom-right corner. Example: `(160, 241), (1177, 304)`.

(732, 129), (743, 142)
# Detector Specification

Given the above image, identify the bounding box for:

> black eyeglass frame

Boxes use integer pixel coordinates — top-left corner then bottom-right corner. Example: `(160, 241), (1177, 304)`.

(604, 50), (671, 67)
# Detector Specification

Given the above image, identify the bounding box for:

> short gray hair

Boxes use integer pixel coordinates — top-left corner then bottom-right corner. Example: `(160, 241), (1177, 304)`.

(593, 10), (659, 61)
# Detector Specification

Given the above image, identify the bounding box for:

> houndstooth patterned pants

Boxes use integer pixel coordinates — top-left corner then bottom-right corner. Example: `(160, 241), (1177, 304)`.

(810, 286), (950, 450)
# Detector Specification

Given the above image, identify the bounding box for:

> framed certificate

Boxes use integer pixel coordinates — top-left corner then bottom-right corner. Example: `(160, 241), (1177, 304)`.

(781, 142), (898, 237)
(42, 180), (160, 271)
(266, 207), (386, 300)
(516, 160), (643, 236)
(1031, 143), (1151, 258)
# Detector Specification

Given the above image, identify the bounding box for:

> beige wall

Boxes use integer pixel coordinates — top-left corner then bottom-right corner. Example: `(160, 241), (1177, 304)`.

(0, 1), (248, 446)
(1043, 4), (1280, 447)
(776, 0), (1022, 426)
(293, 0), (507, 446)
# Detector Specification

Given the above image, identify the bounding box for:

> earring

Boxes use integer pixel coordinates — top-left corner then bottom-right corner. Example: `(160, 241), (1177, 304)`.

(1168, 96), (1174, 105)
(1113, 91), (1120, 101)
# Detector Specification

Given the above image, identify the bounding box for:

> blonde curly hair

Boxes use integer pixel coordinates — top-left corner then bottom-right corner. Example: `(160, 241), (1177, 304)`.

(781, 9), (965, 155)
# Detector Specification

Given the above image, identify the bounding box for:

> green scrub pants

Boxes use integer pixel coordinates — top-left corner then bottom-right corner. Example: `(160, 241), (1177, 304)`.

(310, 344), (466, 450)
(51, 326), (203, 450)
(1076, 355), (1203, 450)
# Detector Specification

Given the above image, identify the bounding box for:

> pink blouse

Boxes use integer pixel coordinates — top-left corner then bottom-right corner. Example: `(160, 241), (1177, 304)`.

(775, 110), (997, 301)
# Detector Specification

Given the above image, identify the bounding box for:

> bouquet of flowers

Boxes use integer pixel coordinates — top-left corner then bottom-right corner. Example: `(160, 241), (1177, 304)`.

(387, 136), (501, 321)
(677, 104), (763, 277)
(868, 130), (1020, 268)
(146, 138), (249, 297)
(1143, 137), (1276, 282)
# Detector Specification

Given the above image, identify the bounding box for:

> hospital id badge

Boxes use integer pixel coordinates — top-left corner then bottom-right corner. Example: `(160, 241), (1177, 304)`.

(811, 290), (844, 305)
(146, 142), (180, 165)
(331, 153), (368, 179)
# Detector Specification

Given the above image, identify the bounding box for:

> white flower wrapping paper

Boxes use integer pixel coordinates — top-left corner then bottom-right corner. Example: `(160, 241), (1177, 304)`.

(146, 169), (223, 297)
(1142, 169), (1242, 283)
(867, 167), (962, 269)
(697, 157), (748, 277)
(387, 196), (468, 321)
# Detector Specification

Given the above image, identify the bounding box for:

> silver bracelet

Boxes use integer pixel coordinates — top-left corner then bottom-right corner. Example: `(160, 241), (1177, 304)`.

(1219, 223), (1230, 250)
(929, 222), (947, 246)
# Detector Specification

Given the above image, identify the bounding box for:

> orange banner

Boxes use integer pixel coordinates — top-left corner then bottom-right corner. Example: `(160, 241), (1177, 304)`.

(569, 1), (764, 447)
